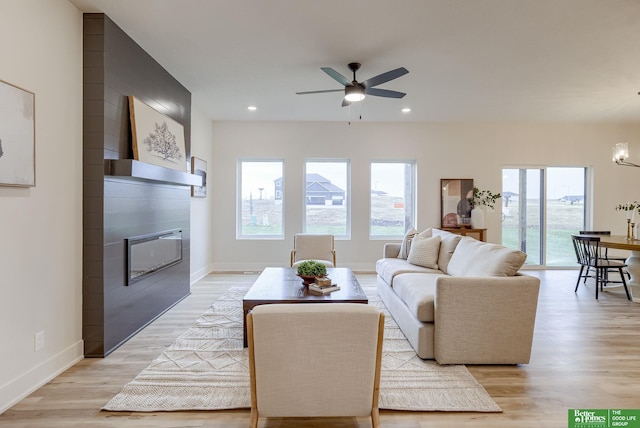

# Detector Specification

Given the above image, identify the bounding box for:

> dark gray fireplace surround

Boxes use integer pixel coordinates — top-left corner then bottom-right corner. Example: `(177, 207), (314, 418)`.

(82, 14), (197, 357)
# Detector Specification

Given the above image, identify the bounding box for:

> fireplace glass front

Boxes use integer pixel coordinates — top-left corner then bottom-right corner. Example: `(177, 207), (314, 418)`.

(126, 229), (182, 285)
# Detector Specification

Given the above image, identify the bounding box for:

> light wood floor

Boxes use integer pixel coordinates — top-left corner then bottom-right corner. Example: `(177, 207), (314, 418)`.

(1, 270), (639, 427)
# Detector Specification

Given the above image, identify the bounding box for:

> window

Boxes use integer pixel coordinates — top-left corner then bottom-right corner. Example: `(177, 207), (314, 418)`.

(502, 167), (587, 266)
(370, 161), (416, 238)
(237, 160), (284, 239)
(546, 167), (587, 266)
(304, 160), (350, 238)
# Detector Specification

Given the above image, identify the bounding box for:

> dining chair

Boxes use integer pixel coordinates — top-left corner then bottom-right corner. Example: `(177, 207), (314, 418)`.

(290, 233), (336, 267)
(247, 303), (384, 428)
(578, 231), (629, 281)
(572, 234), (631, 300)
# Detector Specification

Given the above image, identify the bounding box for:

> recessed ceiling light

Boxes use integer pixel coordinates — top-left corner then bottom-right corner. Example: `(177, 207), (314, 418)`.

(401, 107), (411, 113)
(248, 106), (257, 111)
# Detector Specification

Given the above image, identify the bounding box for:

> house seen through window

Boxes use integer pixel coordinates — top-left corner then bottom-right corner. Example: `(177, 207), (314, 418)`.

(304, 160), (350, 238)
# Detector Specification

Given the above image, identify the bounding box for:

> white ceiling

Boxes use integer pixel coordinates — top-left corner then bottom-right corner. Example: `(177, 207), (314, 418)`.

(68, 0), (640, 123)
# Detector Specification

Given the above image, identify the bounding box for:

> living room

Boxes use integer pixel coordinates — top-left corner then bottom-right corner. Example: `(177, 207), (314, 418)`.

(1, 0), (640, 426)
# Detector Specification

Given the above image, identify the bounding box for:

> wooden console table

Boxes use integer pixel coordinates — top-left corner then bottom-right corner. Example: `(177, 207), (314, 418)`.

(441, 227), (487, 242)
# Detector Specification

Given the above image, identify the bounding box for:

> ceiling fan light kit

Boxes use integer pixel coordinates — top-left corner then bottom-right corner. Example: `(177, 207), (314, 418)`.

(296, 62), (409, 107)
(344, 85), (365, 102)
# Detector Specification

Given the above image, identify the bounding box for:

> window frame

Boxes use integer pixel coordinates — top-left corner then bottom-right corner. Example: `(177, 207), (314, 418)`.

(303, 158), (351, 239)
(369, 160), (417, 240)
(236, 158), (285, 240)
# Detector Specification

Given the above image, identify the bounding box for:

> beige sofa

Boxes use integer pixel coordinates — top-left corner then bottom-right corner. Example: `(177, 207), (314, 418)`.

(376, 228), (540, 364)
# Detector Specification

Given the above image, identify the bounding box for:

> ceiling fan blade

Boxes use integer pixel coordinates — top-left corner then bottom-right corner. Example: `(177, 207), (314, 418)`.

(361, 67), (409, 88)
(321, 67), (352, 87)
(364, 87), (406, 99)
(296, 89), (344, 95)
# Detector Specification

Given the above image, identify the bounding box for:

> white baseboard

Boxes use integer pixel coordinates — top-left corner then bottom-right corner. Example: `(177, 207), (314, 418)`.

(190, 263), (215, 285)
(0, 340), (84, 414)
(210, 262), (377, 274)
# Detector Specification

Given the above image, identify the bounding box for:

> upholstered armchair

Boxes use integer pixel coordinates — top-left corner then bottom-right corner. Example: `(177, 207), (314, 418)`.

(247, 303), (384, 428)
(290, 233), (336, 267)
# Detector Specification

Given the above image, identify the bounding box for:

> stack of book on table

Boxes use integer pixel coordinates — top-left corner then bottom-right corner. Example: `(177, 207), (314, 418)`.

(308, 277), (340, 295)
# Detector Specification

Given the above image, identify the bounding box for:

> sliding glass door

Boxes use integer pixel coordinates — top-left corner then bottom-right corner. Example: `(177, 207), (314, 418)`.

(502, 169), (543, 265)
(502, 167), (587, 267)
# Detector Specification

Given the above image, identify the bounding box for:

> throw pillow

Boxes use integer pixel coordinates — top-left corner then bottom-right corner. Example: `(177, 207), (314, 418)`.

(447, 236), (527, 277)
(417, 227), (433, 239)
(432, 228), (462, 274)
(398, 228), (418, 259)
(407, 235), (441, 269)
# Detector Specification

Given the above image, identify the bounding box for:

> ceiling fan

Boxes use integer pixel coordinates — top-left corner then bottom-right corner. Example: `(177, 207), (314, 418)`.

(296, 62), (409, 107)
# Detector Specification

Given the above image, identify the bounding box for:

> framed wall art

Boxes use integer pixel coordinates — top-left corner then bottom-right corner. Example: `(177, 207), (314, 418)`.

(0, 80), (35, 187)
(191, 156), (207, 198)
(440, 178), (474, 228)
(129, 95), (187, 172)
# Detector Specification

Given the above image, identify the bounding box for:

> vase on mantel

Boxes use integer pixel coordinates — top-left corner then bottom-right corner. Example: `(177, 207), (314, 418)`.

(471, 207), (485, 229)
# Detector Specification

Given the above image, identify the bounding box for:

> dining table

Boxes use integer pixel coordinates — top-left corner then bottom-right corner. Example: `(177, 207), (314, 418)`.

(581, 234), (640, 303)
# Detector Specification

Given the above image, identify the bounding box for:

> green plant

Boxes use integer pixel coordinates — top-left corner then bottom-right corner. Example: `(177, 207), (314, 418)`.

(295, 260), (327, 277)
(468, 187), (502, 210)
(615, 201), (640, 212)
(615, 201), (640, 220)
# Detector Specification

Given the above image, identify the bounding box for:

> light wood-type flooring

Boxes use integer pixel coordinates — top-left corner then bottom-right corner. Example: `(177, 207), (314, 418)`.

(1, 270), (639, 427)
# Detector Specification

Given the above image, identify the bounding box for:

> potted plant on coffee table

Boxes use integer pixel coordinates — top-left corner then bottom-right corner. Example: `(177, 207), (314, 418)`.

(296, 260), (327, 285)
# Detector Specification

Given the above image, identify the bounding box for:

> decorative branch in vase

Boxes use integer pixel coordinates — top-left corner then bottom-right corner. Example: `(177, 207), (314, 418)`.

(468, 187), (502, 229)
(615, 201), (640, 239)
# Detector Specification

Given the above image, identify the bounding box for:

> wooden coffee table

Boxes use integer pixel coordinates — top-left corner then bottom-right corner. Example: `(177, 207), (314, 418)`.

(242, 267), (368, 347)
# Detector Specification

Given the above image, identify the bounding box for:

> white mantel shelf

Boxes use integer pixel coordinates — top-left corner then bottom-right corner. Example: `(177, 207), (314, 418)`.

(104, 159), (202, 187)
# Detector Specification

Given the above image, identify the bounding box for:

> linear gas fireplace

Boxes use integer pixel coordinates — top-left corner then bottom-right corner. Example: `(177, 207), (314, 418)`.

(126, 229), (183, 285)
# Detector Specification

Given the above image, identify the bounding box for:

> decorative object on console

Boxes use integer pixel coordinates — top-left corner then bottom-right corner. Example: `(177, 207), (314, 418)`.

(440, 179), (474, 228)
(612, 142), (640, 167)
(129, 95), (187, 172)
(0, 79), (35, 187)
(468, 187), (502, 229)
(191, 156), (207, 197)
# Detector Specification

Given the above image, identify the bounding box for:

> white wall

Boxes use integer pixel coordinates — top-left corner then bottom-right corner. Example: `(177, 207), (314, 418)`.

(1, 0), (639, 414)
(0, 0), (83, 413)
(190, 106), (215, 282)
(211, 120), (640, 272)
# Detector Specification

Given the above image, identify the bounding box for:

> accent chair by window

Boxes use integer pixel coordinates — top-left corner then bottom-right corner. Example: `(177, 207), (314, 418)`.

(290, 233), (336, 267)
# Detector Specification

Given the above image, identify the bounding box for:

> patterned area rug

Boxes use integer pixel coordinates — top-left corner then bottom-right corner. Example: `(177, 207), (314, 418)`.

(103, 286), (501, 413)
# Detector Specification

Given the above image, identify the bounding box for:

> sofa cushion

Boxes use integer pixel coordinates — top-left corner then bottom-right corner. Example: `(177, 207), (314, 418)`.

(397, 228), (418, 259)
(432, 228), (462, 274)
(392, 273), (442, 322)
(447, 236), (527, 277)
(407, 235), (441, 269)
(376, 258), (442, 285)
